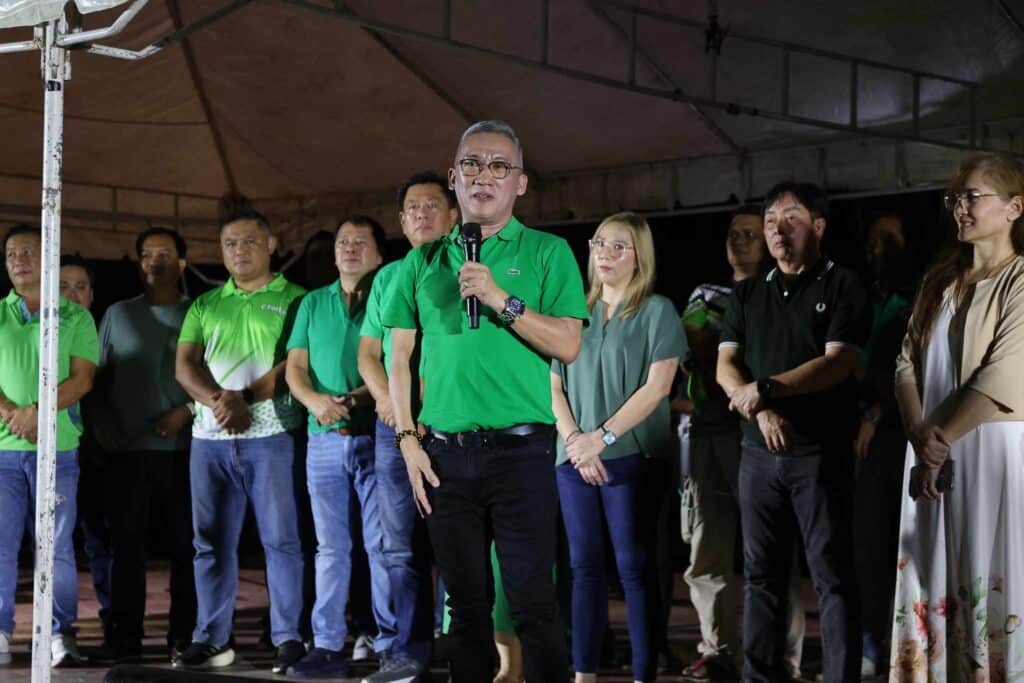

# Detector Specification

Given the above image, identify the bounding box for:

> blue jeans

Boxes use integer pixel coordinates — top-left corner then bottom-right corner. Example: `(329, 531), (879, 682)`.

(557, 453), (652, 681)
(306, 431), (395, 653)
(190, 433), (305, 647)
(375, 420), (434, 663)
(0, 449), (80, 635)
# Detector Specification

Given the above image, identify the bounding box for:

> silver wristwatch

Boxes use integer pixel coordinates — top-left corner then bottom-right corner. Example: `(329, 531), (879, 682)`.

(600, 424), (617, 446)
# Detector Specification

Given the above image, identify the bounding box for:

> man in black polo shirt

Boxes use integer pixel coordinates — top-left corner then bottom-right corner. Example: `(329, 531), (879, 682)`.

(716, 181), (869, 683)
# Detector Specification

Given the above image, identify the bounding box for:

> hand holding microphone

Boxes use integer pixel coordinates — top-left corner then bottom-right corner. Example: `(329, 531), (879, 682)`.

(458, 223), (508, 329)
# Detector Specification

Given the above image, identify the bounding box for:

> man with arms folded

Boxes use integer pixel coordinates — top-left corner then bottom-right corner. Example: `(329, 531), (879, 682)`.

(0, 224), (98, 667)
(716, 182), (869, 683)
(284, 215), (397, 678)
(383, 120), (587, 682)
(357, 171), (458, 683)
(92, 228), (198, 662)
(173, 210), (307, 673)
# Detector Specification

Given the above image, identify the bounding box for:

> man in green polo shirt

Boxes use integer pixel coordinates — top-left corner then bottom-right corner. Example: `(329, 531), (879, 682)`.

(383, 121), (588, 683)
(357, 171), (458, 682)
(173, 210), (308, 674)
(283, 215), (396, 678)
(0, 224), (98, 668)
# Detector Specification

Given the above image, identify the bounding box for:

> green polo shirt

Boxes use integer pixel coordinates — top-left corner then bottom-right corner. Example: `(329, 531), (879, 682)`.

(178, 273), (306, 440)
(287, 281), (372, 434)
(360, 260), (401, 374)
(0, 290), (99, 452)
(382, 218), (589, 432)
(552, 295), (685, 465)
(718, 259), (871, 451)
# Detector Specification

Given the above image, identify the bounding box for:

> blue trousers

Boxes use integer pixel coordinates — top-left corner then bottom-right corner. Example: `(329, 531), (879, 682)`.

(0, 449), (80, 636)
(557, 453), (652, 681)
(190, 433), (305, 647)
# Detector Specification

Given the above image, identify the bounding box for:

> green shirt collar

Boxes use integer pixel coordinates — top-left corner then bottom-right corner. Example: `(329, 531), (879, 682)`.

(450, 216), (525, 245)
(221, 272), (288, 298)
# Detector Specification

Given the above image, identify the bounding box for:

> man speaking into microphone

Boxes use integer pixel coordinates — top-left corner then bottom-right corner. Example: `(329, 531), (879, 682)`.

(382, 120), (588, 682)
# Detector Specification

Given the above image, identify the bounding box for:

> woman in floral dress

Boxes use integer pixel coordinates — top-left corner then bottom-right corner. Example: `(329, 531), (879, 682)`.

(890, 154), (1024, 682)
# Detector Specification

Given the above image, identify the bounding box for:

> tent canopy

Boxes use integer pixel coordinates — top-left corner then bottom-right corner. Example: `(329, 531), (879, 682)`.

(2, 0), (1024, 262)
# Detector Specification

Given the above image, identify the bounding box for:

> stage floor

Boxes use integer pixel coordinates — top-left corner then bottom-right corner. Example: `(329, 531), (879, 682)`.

(0, 566), (835, 682)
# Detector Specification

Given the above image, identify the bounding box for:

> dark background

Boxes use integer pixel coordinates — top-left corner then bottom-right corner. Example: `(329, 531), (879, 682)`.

(1, 187), (954, 321)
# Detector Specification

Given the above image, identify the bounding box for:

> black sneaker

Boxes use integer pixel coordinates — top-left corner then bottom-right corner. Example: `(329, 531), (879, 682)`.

(362, 657), (425, 682)
(288, 647), (349, 677)
(171, 642), (235, 669)
(272, 640), (307, 674)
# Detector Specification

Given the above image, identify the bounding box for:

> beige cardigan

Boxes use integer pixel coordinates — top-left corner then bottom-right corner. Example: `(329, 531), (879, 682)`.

(896, 255), (1024, 421)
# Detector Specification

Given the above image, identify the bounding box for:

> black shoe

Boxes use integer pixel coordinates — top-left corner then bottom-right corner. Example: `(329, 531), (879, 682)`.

(171, 642), (235, 669)
(272, 640), (307, 674)
(168, 639), (191, 659)
(289, 647), (350, 677)
(88, 641), (142, 665)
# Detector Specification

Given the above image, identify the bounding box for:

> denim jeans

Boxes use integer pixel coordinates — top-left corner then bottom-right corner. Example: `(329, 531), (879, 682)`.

(0, 449), (80, 636)
(423, 429), (568, 683)
(375, 420), (434, 663)
(306, 430), (395, 653)
(557, 453), (652, 681)
(739, 443), (860, 683)
(190, 433), (305, 647)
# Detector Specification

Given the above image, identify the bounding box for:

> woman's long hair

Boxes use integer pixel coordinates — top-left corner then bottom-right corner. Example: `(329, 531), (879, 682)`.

(907, 154), (1024, 354)
(585, 211), (656, 319)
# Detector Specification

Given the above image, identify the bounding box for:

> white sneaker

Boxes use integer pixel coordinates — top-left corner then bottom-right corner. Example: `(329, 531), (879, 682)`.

(352, 633), (375, 661)
(861, 655), (878, 678)
(51, 634), (83, 668)
(0, 631), (11, 665)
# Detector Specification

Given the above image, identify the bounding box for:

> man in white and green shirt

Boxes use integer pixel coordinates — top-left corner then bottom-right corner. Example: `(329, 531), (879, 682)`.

(173, 211), (307, 674)
(0, 225), (98, 668)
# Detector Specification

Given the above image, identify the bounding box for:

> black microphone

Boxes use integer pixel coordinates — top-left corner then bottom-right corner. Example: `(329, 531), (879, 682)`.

(462, 222), (482, 329)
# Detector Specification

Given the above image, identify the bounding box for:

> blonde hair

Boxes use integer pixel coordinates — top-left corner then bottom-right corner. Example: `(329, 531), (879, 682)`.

(585, 211), (656, 319)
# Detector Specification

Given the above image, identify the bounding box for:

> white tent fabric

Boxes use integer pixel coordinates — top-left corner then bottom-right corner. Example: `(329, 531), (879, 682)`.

(1, 0), (1024, 262)
(0, 0), (127, 30)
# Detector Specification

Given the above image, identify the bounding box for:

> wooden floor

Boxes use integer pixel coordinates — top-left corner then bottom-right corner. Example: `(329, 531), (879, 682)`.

(0, 566), (830, 682)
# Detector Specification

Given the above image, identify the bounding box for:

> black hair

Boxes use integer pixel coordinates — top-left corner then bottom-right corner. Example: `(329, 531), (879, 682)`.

(303, 231), (335, 253)
(397, 171), (456, 209)
(135, 226), (188, 259)
(731, 204), (763, 221)
(3, 224), (40, 251)
(336, 215), (387, 260)
(59, 254), (96, 287)
(220, 209), (270, 233)
(762, 181), (829, 220)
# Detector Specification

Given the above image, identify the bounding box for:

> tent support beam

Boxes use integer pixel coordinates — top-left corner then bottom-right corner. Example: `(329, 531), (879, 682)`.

(165, 0), (241, 193)
(276, 0), (1015, 158)
(585, 0), (744, 158)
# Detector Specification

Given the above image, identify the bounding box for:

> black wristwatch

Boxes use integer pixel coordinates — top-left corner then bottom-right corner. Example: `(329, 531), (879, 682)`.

(756, 378), (777, 400)
(499, 295), (526, 325)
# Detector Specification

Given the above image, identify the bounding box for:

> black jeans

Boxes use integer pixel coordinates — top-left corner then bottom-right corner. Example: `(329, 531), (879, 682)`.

(424, 429), (568, 682)
(853, 428), (905, 667)
(638, 455), (677, 662)
(738, 443), (860, 683)
(105, 450), (197, 647)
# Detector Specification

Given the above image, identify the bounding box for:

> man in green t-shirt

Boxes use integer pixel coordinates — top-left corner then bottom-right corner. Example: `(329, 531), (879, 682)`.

(357, 171), (458, 680)
(283, 215), (395, 678)
(383, 121), (588, 682)
(173, 210), (307, 674)
(0, 225), (98, 668)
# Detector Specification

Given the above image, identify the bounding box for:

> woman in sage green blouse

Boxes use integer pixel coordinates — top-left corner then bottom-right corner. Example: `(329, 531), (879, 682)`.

(551, 211), (684, 683)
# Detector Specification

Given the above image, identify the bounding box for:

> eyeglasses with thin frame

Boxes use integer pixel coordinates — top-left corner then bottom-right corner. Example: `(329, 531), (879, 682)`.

(589, 237), (635, 259)
(943, 191), (1000, 212)
(457, 158), (521, 180)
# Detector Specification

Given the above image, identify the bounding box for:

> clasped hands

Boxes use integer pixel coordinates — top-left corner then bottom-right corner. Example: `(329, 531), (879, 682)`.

(566, 430), (608, 486)
(0, 401), (38, 443)
(908, 422), (951, 501)
(727, 381), (795, 453)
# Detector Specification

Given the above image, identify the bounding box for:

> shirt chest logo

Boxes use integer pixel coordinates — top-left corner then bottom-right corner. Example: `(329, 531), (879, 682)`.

(260, 304), (287, 316)
(507, 267), (521, 276)
(815, 302), (827, 313)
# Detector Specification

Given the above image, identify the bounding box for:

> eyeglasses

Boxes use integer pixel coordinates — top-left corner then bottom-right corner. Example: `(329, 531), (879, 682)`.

(943, 191), (999, 212)
(457, 158), (521, 179)
(589, 238), (635, 259)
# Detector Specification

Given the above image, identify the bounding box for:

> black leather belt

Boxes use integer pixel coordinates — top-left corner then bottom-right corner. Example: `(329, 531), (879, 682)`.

(429, 422), (551, 446)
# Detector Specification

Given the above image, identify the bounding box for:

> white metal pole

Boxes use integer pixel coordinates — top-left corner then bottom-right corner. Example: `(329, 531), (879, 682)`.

(31, 15), (67, 683)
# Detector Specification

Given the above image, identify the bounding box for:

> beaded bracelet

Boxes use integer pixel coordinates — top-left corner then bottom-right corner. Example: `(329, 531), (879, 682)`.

(394, 429), (423, 449)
